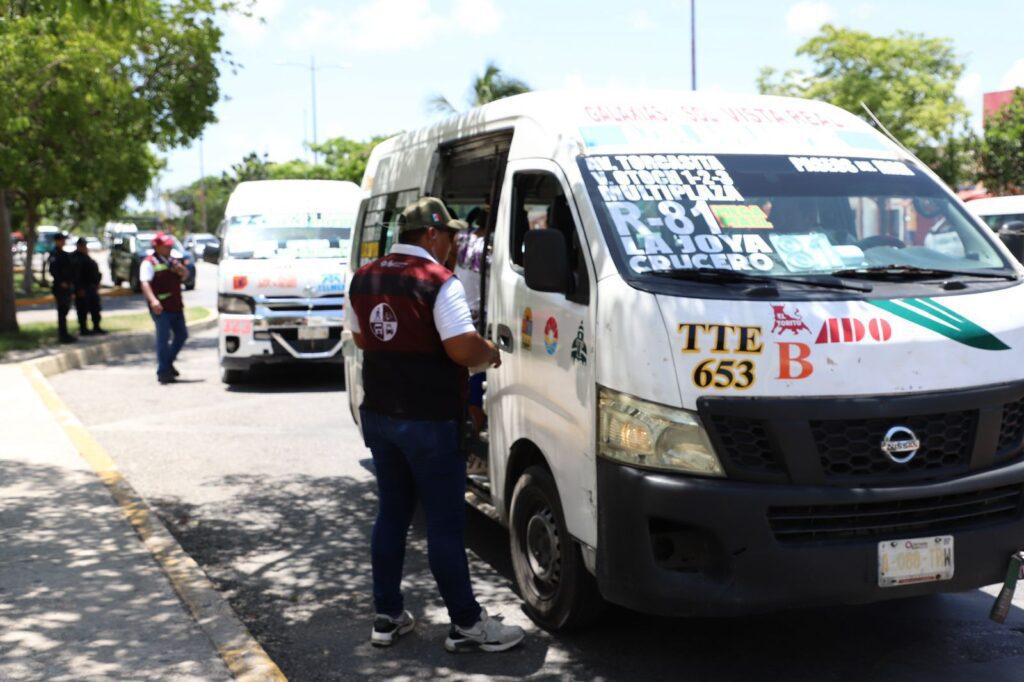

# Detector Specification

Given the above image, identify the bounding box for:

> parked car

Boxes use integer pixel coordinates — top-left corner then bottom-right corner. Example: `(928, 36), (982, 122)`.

(183, 232), (220, 259)
(967, 195), (1024, 231)
(109, 232), (196, 293)
(85, 236), (103, 252)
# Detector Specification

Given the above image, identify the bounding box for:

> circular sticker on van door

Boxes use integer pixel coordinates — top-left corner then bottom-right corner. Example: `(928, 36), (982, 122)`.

(369, 303), (398, 342)
(544, 317), (558, 355)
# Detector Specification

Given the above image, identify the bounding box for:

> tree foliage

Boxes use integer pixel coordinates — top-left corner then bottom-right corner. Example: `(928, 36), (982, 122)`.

(979, 89), (1024, 195)
(757, 25), (975, 186)
(429, 61), (531, 115)
(0, 1), (233, 329)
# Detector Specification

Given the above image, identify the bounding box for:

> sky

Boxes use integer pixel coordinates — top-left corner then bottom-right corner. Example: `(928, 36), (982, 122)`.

(150, 0), (1024, 211)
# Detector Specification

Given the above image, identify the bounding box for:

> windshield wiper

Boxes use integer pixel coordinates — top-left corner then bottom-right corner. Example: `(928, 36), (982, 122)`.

(832, 264), (1018, 281)
(648, 268), (872, 292)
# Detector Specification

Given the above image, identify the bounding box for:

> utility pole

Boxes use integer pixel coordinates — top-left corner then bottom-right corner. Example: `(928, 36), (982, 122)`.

(199, 135), (208, 233)
(275, 57), (351, 166)
(691, 0), (697, 90)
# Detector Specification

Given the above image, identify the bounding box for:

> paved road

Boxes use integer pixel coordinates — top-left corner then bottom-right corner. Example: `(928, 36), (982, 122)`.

(48, 328), (1024, 681)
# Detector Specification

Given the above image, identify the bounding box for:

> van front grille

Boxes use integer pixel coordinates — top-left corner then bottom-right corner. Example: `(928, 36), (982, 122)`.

(768, 485), (1023, 544)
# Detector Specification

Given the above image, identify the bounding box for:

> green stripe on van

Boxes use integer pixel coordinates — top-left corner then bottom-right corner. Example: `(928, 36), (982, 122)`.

(868, 297), (1009, 351)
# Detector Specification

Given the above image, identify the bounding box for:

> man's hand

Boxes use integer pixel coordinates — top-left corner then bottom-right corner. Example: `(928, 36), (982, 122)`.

(150, 300), (163, 315)
(171, 260), (188, 278)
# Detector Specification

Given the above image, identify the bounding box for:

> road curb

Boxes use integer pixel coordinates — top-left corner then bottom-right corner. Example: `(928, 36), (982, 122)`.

(28, 313), (220, 378)
(20, 315), (286, 681)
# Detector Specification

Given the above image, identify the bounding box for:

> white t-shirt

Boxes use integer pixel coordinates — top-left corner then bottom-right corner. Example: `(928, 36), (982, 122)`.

(139, 257), (156, 282)
(348, 244), (475, 341)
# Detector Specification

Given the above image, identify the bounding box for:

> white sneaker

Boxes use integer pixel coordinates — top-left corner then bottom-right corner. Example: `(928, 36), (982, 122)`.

(370, 610), (415, 647)
(444, 608), (525, 653)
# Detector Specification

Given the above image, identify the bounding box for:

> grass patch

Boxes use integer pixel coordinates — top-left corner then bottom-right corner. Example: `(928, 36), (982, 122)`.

(13, 281), (53, 299)
(0, 307), (211, 360)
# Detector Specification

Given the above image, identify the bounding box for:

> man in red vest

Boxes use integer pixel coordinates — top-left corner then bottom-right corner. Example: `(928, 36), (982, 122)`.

(348, 197), (525, 653)
(140, 232), (189, 384)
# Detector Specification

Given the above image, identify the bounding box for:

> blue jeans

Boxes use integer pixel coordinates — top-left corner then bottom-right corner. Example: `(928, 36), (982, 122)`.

(152, 311), (188, 377)
(360, 408), (481, 627)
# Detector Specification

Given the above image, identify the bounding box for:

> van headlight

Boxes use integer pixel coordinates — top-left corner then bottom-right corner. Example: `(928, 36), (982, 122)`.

(598, 387), (724, 477)
(218, 294), (254, 315)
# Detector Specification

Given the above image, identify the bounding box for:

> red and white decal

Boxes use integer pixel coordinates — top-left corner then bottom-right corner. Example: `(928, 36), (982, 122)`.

(770, 305), (810, 335)
(223, 319), (252, 335)
(815, 318), (892, 344)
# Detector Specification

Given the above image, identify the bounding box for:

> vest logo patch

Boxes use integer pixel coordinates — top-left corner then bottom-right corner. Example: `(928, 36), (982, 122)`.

(369, 303), (398, 342)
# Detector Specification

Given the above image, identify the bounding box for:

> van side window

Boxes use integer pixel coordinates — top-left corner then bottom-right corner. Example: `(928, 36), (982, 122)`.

(354, 189), (420, 268)
(510, 172), (589, 304)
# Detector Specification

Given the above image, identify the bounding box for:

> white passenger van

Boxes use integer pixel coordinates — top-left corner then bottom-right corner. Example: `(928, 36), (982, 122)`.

(210, 179), (361, 383)
(343, 91), (1024, 630)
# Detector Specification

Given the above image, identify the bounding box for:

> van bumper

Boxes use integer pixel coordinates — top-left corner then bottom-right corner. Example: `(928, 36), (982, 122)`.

(595, 457), (1024, 616)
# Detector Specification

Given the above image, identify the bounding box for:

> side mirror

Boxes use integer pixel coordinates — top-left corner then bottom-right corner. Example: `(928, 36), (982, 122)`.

(203, 244), (221, 264)
(524, 229), (570, 293)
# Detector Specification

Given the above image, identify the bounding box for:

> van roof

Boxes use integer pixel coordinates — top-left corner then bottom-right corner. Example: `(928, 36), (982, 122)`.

(367, 90), (902, 187)
(966, 195), (1024, 216)
(225, 179), (362, 219)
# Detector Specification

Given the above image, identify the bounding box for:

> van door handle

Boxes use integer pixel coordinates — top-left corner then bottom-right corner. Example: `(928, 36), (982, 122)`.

(496, 323), (514, 353)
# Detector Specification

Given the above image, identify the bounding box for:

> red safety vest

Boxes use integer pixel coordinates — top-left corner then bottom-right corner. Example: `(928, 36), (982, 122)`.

(349, 253), (467, 420)
(144, 254), (184, 313)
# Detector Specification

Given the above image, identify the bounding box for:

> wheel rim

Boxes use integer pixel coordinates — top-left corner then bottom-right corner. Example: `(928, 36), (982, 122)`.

(523, 504), (561, 598)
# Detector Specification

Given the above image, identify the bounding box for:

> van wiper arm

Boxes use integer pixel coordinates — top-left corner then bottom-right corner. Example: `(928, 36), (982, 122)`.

(648, 268), (872, 292)
(832, 264), (1018, 281)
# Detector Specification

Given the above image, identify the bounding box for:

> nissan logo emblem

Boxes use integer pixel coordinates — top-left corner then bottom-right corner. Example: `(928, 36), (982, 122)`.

(881, 426), (921, 464)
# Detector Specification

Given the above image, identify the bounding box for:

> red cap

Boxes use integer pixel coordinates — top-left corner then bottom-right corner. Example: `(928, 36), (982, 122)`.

(151, 232), (174, 247)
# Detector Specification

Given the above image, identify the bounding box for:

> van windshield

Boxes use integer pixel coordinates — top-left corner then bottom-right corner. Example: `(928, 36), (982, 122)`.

(223, 213), (353, 260)
(578, 153), (1012, 283)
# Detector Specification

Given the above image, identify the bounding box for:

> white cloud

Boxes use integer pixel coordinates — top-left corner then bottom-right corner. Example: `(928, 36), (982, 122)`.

(785, 1), (835, 36)
(630, 10), (656, 31)
(999, 59), (1024, 90)
(225, 0), (287, 45)
(452, 0), (502, 36)
(957, 71), (982, 102)
(286, 0), (502, 53)
(851, 3), (875, 20)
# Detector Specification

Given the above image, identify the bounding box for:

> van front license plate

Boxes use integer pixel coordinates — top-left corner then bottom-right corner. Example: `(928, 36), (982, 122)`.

(298, 326), (329, 340)
(878, 536), (954, 587)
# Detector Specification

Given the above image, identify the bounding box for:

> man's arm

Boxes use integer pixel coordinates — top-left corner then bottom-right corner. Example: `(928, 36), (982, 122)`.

(141, 280), (162, 314)
(443, 332), (500, 368)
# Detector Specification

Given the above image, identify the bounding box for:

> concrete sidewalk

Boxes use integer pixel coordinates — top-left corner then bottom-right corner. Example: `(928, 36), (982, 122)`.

(0, 323), (283, 681)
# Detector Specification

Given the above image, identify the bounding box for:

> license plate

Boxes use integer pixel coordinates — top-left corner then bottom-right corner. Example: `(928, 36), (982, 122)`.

(879, 535), (954, 587)
(298, 326), (329, 340)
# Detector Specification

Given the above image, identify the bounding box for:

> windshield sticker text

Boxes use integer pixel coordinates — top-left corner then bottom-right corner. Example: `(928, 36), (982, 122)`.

(710, 204), (774, 229)
(789, 156), (915, 177)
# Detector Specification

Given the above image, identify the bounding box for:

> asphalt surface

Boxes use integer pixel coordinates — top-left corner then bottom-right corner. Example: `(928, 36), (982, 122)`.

(43, 322), (1024, 681)
(37, 261), (1024, 681)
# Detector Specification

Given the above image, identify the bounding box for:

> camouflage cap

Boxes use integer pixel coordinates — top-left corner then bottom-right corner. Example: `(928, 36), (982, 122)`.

(398, 197), (469, 234)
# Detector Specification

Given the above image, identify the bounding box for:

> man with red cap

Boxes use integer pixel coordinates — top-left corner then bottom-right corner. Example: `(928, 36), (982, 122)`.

(140, 232), (189, 384)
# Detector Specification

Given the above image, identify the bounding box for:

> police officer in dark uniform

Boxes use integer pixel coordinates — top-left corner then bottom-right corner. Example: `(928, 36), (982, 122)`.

(71, 237), (106, 335)
(48, 232), (76, 343)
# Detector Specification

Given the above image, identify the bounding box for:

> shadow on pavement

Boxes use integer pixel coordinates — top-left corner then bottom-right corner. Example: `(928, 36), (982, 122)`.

(0, 460), (229, 681)
(150, 473), (548, 681)
(148, 470), (1024, 682)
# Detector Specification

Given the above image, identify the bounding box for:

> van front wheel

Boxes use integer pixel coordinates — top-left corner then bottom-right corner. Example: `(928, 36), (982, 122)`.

(509, 466), (603, 631)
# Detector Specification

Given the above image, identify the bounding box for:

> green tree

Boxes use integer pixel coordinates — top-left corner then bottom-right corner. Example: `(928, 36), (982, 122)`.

(758, 25), (974, 187)
(429, 61), (530, 115)
(306, 135), (390, 183)
(0, 1), (233, 332)
(979, 88), (1024, 195)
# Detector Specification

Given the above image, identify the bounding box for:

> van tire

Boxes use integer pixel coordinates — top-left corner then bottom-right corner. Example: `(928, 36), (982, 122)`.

(129, 267), (141, 294)
(509, 465), (604, 631)
(221, 368), (245, 384)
